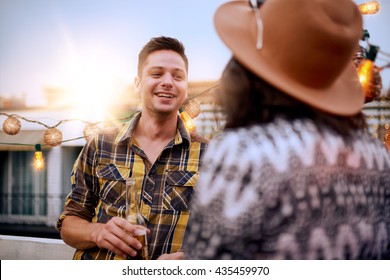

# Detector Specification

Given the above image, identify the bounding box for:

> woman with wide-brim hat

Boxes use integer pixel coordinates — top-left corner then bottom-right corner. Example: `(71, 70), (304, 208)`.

(184, 0), (390, 259)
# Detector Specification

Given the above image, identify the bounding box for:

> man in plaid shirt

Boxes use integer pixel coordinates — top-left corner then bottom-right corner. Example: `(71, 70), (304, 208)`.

(56, 36), (208, 260)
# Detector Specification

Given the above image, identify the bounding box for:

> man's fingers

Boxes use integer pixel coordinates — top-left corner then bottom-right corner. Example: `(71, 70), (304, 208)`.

(96, 217), (145, 258)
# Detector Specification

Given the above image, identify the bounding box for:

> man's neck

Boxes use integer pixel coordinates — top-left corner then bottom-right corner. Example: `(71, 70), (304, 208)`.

(136, 111), (178, 141)
(133, 111), (178, 164)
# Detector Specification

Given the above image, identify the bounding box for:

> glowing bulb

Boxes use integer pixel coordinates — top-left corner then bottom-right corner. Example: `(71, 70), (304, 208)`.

(33, 144), (45, 171)
(179, 108), (196, 132)
(358, 59), (374, 92)
(358, 1), (380, 15)
(357, 44), (381, 102)
(358, 60), (382, 102)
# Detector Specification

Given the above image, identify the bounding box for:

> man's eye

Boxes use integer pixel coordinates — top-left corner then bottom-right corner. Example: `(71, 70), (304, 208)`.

(174, 74), (184, 80)
(151, 72), (162, 77)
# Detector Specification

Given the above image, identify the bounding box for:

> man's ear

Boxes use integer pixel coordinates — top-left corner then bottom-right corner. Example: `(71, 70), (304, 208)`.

(134, 77), (140, 93)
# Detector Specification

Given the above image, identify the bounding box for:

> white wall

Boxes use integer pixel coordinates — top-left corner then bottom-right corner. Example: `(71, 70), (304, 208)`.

(0, 235), (74, 260)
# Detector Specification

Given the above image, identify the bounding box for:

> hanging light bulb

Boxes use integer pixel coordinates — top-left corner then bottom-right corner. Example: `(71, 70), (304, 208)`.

(43, 128), (63, 147)
(358, 1), (380, 15)
(358, 44), (382, 102)
(33, 144), (45, 171)
(358, 60), (374, 93)
(2, 115), (21, 135)
(179, 107), (196, 132)
(184, 98), (202, 119)
(83, 123), (100, 141)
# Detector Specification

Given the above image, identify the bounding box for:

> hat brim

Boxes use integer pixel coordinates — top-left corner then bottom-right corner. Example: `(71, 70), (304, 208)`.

(214, 1), (364, 116)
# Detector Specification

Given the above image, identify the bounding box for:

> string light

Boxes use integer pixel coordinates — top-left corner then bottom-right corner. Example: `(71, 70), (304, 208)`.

(358, 1), (380, 15)
(33, 144), (45, 171)
(0, 113), (134, 146)
(43, 128), (63, 147)
(0, 82), (217, 172)
(0, 82), (219, 146)
(358, 60), (374, 92)
(357, 44), (382, 102)
(179, 107), (196, 132)
(184, 98), (202, 119)
(83, 123), (100, 141)
(2, 115), (21, 135)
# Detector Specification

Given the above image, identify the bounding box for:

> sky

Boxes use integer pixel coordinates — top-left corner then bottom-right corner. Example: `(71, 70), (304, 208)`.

(0, 0), (389, 108)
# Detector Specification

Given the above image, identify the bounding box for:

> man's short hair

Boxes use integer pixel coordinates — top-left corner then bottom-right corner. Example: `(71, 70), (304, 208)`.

(137, 36), (189, 77)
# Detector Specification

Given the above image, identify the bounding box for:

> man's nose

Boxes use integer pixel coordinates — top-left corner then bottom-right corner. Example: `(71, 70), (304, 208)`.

(161, 74), (174, 88)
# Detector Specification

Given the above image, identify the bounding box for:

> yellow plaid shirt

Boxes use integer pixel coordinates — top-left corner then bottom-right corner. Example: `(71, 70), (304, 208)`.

(57, 112), (207, 259)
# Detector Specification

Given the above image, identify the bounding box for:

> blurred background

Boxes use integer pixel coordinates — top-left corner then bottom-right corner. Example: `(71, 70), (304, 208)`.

(0, 0), (389, 258)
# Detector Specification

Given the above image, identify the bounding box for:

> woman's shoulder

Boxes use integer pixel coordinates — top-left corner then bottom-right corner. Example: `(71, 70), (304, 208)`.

(210, 119), (320, 149)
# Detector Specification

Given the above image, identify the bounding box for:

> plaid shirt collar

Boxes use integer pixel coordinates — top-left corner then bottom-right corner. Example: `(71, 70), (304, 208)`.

(115, 111), (192, 147)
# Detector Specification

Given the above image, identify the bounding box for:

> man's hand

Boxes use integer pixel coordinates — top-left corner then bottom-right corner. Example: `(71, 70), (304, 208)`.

(61, 216), (151, 259)
(94, 216), (150, 259)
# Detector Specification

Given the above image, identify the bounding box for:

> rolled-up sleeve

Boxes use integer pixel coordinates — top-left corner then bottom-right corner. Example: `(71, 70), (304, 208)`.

(56, 138), (99, 231)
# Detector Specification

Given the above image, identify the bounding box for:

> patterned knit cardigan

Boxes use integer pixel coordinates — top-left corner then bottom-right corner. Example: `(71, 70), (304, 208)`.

(184, 118), (390, 259)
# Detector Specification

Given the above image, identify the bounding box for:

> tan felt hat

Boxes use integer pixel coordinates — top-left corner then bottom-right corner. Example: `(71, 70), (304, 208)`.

(214, 0), (365, 116)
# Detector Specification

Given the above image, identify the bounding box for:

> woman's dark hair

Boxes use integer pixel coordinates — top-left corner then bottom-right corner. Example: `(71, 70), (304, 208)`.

(137, 36), (188, 77)
(216, 57), (367, 140)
